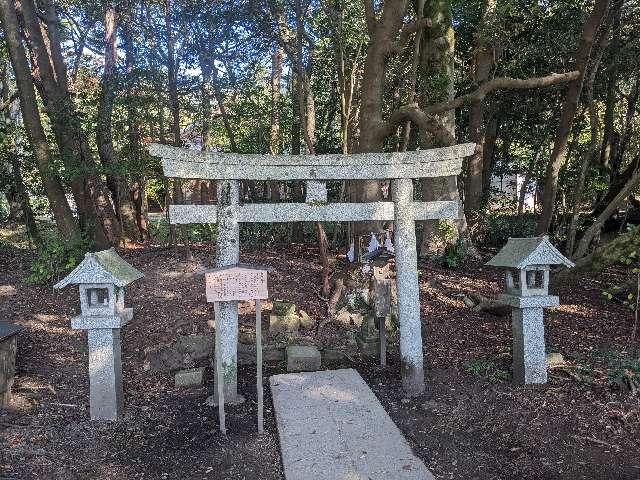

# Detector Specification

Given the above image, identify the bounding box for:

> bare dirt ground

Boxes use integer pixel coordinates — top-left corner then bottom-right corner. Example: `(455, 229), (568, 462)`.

(1, 242), (639, 480)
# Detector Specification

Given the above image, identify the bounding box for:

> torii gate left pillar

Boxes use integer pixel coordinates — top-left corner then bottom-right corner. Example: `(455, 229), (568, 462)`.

(213, 180), (244, 403)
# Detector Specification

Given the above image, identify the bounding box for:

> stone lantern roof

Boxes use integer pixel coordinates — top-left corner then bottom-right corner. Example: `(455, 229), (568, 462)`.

(486, 236), (574, 269)
(54, 248), (143, 289)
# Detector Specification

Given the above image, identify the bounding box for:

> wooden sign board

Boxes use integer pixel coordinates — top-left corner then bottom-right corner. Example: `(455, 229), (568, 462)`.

(205, 266), (269, 302)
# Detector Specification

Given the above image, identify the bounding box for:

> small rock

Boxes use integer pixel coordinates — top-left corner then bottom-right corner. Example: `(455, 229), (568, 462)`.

(269, 314), (300, 336)
(175, 367), (205, 388)
(264, 344), (286, 362)
(286, 345), (321, 372)
(273, 300), (296, 317)
(299, 310), (314, 329)
(546, 352), (565, 367)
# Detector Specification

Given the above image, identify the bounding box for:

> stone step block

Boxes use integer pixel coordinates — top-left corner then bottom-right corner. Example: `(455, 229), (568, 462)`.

(286, 345), (321, 373)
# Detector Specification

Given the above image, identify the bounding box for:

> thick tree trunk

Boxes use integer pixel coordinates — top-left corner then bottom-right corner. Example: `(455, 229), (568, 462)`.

(0, 0), (78, 238)
(354, 0), (407, 248)
(97, 3), (138, 241)
(418, 0), (461, 255)
(537, 0), (610, 234)
(19, 0), (120, 247)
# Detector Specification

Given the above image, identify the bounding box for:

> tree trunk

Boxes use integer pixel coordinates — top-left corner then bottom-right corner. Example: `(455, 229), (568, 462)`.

(465, 0), (500, 224)
(97, 3), (138, 241)
(599, 1), (621, 168)
(481, 113), (499, 195)
(537, 0), (610, 234)
(269, 46), (283, 201)
(354, 0), (407, 249)
(418, 0), (460, 255)
(0, 0), (78, 238)
(123, 14), (149, 242)
(165, 0), (191, 260)
(19, 0), (120, 247)
(566, 14), (612, 255)
(573, 169), (640, 259)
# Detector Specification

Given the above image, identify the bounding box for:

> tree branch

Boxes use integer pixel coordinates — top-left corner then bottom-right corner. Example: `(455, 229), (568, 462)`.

(363, 0), (377, 34)
(380, 71), (580, 142)
(391, 17), (432, 53)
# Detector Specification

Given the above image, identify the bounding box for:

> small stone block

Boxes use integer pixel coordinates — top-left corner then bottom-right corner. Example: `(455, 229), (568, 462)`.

(269, 315), (300, 336)
(175, 367), (205, 387)
(286, 345), (321, 372)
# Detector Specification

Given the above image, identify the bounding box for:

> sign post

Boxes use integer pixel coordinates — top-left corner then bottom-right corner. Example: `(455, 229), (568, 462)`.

(205, 264), (270, 434)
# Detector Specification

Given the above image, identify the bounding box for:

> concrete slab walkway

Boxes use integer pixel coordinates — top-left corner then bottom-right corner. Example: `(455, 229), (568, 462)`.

(269, 368), (433, 480)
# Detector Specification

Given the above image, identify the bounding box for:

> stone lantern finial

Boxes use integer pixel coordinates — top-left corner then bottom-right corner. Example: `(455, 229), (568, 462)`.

(55, 248), (143, 420)
(487, 236), (573, 384)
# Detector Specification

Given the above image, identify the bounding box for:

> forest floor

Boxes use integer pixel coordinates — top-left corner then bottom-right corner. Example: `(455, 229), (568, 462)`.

(1, 234), (639, 480)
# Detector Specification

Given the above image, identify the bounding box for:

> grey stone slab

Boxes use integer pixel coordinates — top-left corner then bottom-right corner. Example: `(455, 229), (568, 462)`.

(148, 143), (474, 180)
(286, 345), (321, 373)
(70, 309), (132, 330)
(175, 367), (205, 387)
(270, 369), (433, 480)
(168, 200), (460, 225)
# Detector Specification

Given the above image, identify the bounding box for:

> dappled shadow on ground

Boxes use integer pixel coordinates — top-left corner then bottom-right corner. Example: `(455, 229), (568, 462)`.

(1, 243), (638, 479)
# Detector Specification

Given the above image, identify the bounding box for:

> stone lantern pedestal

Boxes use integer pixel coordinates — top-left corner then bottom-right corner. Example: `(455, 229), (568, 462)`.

(499, 294), (559, 384)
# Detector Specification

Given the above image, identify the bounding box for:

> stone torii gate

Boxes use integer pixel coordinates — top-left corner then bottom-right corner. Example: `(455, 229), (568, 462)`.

(149, 142), (475, 396)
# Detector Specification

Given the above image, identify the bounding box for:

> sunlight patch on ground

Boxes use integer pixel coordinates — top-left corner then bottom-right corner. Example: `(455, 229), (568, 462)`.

(22, 314), (74, 335)
(0, 284), (17, 296)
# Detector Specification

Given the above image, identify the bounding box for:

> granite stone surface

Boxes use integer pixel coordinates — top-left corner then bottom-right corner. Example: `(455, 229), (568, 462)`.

(270, 369), (434, 480)
(286, 345), (321, 372)
(392, 179), (425, 395)
(87, 328), (123, 420)
(168, 200), (460, 225)
(148, 142), (475, 181)
(512, 308), (547, 384)
(487, 236), (574, 269)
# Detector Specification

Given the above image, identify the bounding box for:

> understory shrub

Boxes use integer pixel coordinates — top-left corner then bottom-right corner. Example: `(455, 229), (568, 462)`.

(479, 212), (538, 248)
(28, 232), (92, 284)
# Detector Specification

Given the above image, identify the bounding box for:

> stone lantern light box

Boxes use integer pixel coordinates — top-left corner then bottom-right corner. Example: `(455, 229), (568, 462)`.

(54, 249), (143, 421)
(487, 236), (574, 298)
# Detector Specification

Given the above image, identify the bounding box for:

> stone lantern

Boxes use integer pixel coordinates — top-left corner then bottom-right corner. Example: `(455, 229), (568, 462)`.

(487, 236), (574, 384)
(55, 248), (143, 420)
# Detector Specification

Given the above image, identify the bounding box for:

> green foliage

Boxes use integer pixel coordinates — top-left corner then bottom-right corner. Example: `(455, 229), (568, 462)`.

(603, 225), (639, 312)
(479, 213), (538, 248)
(442, 236), (465, 269)
(28, 232), (92, 285)
(593, 350), (640, 385)
(464, 357), (510, 382)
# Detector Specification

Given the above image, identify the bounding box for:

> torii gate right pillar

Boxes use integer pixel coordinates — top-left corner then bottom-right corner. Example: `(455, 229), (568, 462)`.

(392, 178), (425, 395)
